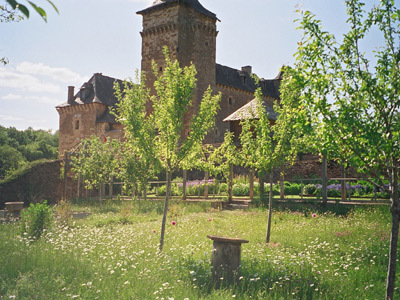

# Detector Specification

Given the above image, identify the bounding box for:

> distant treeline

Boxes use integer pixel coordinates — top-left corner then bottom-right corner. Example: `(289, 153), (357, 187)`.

(0, 126), (59, 179)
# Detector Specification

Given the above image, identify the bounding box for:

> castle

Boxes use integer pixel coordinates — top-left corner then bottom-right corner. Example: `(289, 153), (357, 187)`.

(56, 0), (282, 155)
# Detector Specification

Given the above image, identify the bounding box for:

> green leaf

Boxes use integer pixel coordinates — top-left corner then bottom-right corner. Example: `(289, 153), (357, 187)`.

(17, 3), (30, 18)
(46, 0), (59, 14)
(6, 0), (18, 9)
(27, 1), (47, 22)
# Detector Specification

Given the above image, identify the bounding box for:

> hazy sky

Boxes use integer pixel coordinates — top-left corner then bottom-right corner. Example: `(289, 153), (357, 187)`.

(0, 0), (384, 131)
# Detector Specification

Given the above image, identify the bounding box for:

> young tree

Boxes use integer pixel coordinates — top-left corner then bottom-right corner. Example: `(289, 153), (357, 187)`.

(114, 72), (161, 202)
(239, 88), (281, 243)
(116, 47), (221, 251)
(283, 1), (400, 298)
(70, 136), (120, 200)
(209, 132), (239, 202)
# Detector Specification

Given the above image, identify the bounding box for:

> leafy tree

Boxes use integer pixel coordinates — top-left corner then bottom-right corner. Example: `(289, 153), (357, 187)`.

(116, 47), (220, 251)
(209, 132), (239, 202)
(283, 0), (400, 298)
(70, 136), (121, 200)
(114, 72), (161, 201)
(0, 144), (25, 178)
(238, 87), (282, 243)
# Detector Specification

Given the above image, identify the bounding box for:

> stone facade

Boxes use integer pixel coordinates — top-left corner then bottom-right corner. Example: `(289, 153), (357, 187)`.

(57, 0), (281, 153)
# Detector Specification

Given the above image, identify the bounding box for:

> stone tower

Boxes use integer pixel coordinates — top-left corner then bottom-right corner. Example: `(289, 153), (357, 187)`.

(137, 0), (219, 138)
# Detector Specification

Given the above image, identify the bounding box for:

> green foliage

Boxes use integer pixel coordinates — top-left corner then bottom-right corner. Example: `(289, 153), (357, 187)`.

(0, 126), (58, 178)
(20, 201), (53, 239)
(232, 183), (250, 196)
(0, 145), (24, 178)
(5, 0), (58, 22)
(115, 46), (221, 251)
(156, 184), (182, 197)
(303, 184), (317, 195)
(0, 159), (50, 185)
(70, 136), (121, 191)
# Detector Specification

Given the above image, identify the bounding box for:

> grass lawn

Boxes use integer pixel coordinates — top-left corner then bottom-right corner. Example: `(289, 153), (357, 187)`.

(0, 200), (395, 299)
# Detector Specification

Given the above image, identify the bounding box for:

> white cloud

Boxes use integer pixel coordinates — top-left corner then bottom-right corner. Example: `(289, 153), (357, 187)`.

(1, 93), (22, 100)
(15, 61), (87, 85)
(29, 96), (61, 105)
(0, 114), (23, 122)
(0, 67), (62, 93)
(129, 0), (153, 3)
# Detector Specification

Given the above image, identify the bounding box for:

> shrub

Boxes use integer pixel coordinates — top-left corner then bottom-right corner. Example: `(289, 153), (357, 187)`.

(156, 183), (182, 196)
(285, 183), (301, 195)
(219, 182), (228, 194)
(303, 184), (317, 195)
(20, 201), (53, 239)
(232, 183), (249, 196)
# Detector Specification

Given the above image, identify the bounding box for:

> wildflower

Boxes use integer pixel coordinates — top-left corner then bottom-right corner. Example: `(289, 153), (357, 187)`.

(153, 229), (156, 234)
(171, 221), (176, 226)
(208, 218), (212, 221)
(312, 213), (317, 218)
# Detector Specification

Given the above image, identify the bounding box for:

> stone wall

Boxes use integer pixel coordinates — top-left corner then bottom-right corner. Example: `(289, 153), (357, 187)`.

(0, 160), (65, 208)
(140, 3), (218, 141)
(57, 103), (107, 155)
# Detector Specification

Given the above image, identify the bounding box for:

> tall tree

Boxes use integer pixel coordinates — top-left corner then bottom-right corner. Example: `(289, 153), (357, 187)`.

(282, 1), (400, 298)
(116, 47), (220, 251)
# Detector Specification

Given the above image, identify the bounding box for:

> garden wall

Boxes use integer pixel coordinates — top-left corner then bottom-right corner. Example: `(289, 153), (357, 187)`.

(0, 160), (75, 209)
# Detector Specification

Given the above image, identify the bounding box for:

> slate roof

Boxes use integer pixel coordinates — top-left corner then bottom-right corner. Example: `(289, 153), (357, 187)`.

(56, 73), (123, 124)
(216, 64), (281, 99)
(137, 0), (218, 21)
(223, 98), (278, 122)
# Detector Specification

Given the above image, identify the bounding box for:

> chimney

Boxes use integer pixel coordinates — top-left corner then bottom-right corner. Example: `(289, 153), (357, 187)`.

(67, 86), (75, 104)
(241, 66), (252, 75)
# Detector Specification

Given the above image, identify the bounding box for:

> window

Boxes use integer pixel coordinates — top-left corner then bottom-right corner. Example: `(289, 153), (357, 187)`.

(159, 66), (163, 72)
(75, 120), (80, 130)
(228, 97), (233, 105)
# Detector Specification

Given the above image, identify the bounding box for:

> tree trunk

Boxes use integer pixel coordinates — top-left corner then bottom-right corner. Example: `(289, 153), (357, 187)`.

(141, 180), (147, 212)
(266, 172), (273, 243)
(322, 155), (328, 206)
(159, 170), (171, 252)
(386, 167), (399, 300)
(77, 172), (82, 198)
(341, 163), (346, 201)
(280, 168), (285, 200)
(182, 169), (187, 200)
(204, 170), (209, 198)
(228, 164), (233, 202)
(249, 167), (254, 200)
(259, 172), (265, 205)
(109, 176), (114, 198)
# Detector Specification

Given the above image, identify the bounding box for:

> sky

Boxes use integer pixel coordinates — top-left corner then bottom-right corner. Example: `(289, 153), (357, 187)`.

(0, 0), (385, 131)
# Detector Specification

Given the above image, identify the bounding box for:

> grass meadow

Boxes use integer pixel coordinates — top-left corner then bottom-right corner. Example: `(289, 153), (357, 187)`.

(0, 200), (395, 299)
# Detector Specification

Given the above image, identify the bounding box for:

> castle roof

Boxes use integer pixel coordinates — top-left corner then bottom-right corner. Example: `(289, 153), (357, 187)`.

(137, 0), (218, 21)
(223, 98), (278, 122)
(56, 73), (123, 124)
(215, 64), (281, 99)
